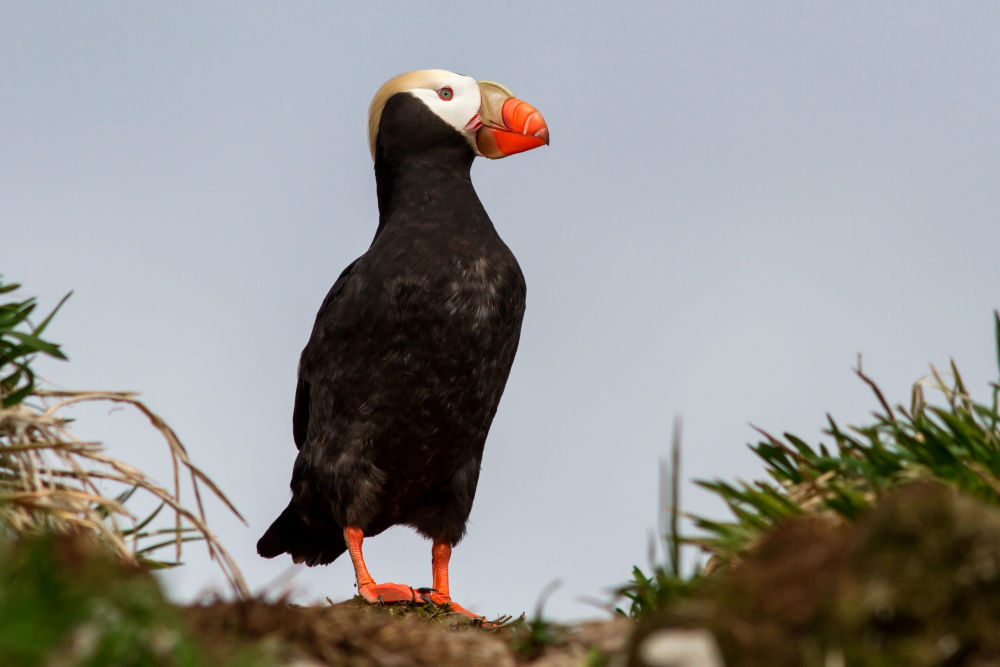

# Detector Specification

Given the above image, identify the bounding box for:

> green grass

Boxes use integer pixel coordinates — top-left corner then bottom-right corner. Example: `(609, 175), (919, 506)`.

(0, 531), (206, 666)
(0, 275), (69, 408)
(619, 311), (1000, 619)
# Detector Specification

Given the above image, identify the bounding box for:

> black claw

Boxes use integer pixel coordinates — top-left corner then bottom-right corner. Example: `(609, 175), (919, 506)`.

(419, 593), (433, 605)
(415, 587), (437, 595)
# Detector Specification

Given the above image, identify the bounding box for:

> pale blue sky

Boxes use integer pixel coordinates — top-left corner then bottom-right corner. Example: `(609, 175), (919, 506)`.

(4, 3), (1000, 619)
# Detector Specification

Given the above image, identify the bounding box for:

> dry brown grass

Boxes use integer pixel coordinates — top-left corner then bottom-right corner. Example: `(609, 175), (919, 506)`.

(0, 389), (248, 597)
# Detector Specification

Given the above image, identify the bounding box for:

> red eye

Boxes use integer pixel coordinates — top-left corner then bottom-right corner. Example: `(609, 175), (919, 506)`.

(436, 86), (454, 101)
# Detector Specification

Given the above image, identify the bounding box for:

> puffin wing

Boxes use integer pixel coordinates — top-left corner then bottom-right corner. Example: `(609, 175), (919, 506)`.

(292, 259), (359, 450)
(258, 259), (362, 564)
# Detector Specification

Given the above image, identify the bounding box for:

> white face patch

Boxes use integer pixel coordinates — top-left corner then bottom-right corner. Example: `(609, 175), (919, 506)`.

(406, 71), (482, 153)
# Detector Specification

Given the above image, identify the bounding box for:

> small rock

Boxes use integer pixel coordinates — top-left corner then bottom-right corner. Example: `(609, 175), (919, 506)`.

(637, 628), (725, 667)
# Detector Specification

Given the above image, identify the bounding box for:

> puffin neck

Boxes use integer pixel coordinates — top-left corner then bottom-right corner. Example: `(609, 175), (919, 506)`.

(373, 147), (477, 232)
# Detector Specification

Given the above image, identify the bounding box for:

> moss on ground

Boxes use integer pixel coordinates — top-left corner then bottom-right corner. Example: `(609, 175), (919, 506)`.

(0, 531), (208, 666)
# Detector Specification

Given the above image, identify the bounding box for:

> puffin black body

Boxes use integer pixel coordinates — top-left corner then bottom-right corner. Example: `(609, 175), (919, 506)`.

(257, 70), (548, 619)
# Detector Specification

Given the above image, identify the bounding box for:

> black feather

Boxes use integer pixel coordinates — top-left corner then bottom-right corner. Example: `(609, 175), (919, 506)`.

(257, 503), (346, 565)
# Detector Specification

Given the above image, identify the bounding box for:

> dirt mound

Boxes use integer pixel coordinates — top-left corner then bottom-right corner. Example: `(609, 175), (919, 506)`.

(186, 599), (512, 666)
(185, 598), (633, 666)
(631, 481), (1000, 666)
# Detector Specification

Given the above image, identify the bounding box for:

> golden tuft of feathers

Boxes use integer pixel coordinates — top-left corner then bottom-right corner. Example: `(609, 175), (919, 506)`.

(367, 69), (458, 160)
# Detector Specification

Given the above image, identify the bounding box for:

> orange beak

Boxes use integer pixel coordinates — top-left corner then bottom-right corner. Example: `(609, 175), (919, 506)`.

(474, 80), (550, 159)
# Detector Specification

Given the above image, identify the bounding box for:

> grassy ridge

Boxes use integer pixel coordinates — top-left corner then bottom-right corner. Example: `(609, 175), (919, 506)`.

(621, 312), (1000, 619)
(619, 313), (1000, 665)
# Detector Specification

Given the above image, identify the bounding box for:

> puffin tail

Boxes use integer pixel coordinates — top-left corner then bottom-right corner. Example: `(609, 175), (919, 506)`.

(256, 503), (347, 566)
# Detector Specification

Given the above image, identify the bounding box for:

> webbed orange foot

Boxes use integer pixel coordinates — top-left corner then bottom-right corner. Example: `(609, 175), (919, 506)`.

(357, 581), (417, 604)
(343, 528), (492, 623)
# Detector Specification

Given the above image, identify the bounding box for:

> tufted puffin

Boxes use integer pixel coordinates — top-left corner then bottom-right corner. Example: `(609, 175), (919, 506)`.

(257, 69), (548, 620)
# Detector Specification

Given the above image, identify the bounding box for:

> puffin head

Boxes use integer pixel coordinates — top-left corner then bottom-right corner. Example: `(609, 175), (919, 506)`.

(368, 69), (549, 163)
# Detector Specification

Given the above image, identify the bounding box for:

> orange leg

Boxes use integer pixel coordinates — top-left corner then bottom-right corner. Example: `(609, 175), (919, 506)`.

(422, 541), (487, 622)
(343, 526), (417, 603)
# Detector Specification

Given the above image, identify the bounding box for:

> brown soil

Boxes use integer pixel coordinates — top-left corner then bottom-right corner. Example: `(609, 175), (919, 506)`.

(184, 598), (633, 666)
